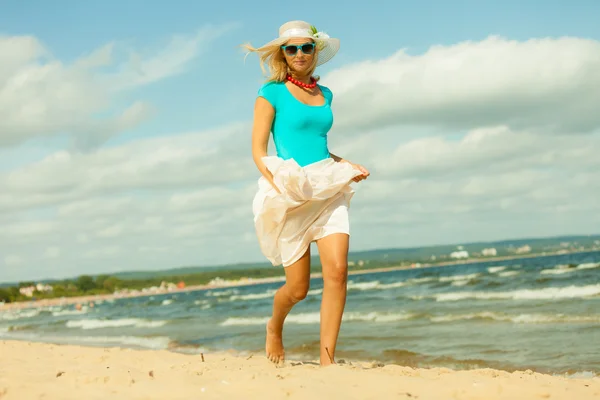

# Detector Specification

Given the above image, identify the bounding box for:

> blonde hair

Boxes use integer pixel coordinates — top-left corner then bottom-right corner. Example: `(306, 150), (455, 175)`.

(242, 40), (320, 83)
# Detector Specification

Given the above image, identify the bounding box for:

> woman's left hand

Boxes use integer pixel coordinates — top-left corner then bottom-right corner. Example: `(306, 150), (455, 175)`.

(350, 162), (370, 182)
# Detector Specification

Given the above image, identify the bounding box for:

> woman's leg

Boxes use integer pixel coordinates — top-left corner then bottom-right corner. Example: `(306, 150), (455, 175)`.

(266, 247), (311, 364)
(316, 233), (349, 366)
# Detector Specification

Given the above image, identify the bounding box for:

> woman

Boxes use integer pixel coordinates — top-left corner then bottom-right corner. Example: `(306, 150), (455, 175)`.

(245, 20), (369, 366)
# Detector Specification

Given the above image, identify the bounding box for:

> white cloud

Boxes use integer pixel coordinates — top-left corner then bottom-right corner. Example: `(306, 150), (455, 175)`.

(0, 122), (251, 213)
(326, 36), (600, 135)
(0, 24), (236, 149)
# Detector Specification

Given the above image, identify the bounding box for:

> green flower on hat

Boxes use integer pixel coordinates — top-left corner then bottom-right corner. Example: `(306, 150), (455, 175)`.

(309, 25), (329, 50)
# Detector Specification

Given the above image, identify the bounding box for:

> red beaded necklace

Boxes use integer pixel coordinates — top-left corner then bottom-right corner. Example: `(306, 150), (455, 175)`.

(286, 74), (317, 89)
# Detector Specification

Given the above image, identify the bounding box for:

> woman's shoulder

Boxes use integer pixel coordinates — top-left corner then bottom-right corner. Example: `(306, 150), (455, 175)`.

(257, 80), (285, 107)
(318, 83), (332, 93)
(258, 80), (285, 92)
(318, 83), (334, 104)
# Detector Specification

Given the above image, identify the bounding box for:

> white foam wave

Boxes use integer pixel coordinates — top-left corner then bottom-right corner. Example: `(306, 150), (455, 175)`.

(220, 316), (269, 326)
(539, 263), (598, 275)
(434, 284), (600, 302)
(498, 271), (520, 277)
(439, 273), (480, 282)
(66, 318), (167, 330)
(407, 277), (436, 284)
(562, 371), (598, 379)
(344, 311), (415, 323)
(206, 289), (238, 297)
(487, 266), (507, 273)
(347, 281), (382, 291)
(430, 312), (600, 324)
(0, 309), (41, 321)
(347, 280), (406, 291)
(161, 299), (174, 306)
(230, 290), (277, 301)
(576, 262), (600, 270)
(52, 308), (88, 317)
(220, 311), (414, 326)
(451, 280), (470, 287)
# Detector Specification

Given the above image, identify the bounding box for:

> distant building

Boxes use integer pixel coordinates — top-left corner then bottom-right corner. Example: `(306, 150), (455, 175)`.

(19, 286), (36, 297)
(36, 283), (53, 293)
(482, 248), (497, 257)
(516, 245), (531, 254)
(20, 283), (53, 297)
(450, 250), (469, 259)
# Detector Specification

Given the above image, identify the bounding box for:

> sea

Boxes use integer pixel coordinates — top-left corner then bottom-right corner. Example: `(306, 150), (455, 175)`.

(1, 251), (599, 377)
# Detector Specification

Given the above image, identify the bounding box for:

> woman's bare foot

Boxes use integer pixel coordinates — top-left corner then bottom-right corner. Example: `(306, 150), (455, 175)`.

(265, 319), (285, 364)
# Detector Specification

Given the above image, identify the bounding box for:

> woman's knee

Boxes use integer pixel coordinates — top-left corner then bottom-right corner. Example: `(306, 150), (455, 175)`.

(324, 260), (348, 286)
(287, 281), (310, 302)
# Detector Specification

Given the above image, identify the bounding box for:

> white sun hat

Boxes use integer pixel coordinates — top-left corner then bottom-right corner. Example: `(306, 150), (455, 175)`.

(261, 20), (340, 66)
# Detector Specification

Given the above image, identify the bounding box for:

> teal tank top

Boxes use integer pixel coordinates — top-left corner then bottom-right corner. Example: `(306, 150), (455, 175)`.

(258, 81), (333, 167)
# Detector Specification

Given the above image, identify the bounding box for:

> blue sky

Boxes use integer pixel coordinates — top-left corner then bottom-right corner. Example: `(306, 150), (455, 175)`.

(1, 0), (600, 282)
(3, 0), (599, 150)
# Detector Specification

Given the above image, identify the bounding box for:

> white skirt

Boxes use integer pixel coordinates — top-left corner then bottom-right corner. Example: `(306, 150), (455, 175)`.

(252, 156), (362, 267)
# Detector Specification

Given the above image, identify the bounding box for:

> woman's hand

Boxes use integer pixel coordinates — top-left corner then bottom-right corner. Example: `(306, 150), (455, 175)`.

(330, 153), (370, 183)
(342, 160), (369, 182)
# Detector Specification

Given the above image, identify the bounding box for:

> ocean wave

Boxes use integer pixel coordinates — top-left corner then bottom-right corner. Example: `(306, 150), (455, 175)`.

(206, 289), (238, 297)
(540, 264), (574, 275)
(230, 290), (277, 301)
(0, 309), (41, 321)
(576, 262), (600, 270)
(347, 281), (382, 291)
(540, 262), (599, 276)
(220, 311), (415, 326)
(561, 371), (598, 379)
(430, 312), (600, 324)
(497, 271), (520, 277)
(451, 280), (471, 287)
(439, 273), (480, 283)
(51, 308), (88, 317)
(487, 266), (507, 273)
(0, 330), (171, 350)
(407, 277), (437, 284)
(432, 284), (600, 302)
(347, 280), (407, 291)
(66, 318), (168, 330)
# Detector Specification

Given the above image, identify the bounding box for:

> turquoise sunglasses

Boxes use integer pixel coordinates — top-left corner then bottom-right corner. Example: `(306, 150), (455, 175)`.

(281, 42), (315, 56)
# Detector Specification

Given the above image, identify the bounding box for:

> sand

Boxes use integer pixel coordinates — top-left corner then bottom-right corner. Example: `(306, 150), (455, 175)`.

(0, 340), (597, 400)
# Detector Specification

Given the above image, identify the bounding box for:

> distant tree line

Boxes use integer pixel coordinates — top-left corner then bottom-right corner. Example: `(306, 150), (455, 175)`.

(0, 274), (125, 303)
(0, 258), (400, 304)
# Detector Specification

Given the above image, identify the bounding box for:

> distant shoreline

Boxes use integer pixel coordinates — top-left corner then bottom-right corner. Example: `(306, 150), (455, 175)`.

(1, 249), (597, 311)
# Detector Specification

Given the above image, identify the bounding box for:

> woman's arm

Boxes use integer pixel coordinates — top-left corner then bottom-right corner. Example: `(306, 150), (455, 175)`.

(329, 152), (345, 163)
(252, 97), (281, 193)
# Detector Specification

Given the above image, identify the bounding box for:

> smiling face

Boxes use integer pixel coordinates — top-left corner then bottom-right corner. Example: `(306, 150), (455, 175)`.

(282, 37), (317, 77)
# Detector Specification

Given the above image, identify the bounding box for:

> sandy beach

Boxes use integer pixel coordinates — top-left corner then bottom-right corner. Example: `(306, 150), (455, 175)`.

(0, 340), (598, 400)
